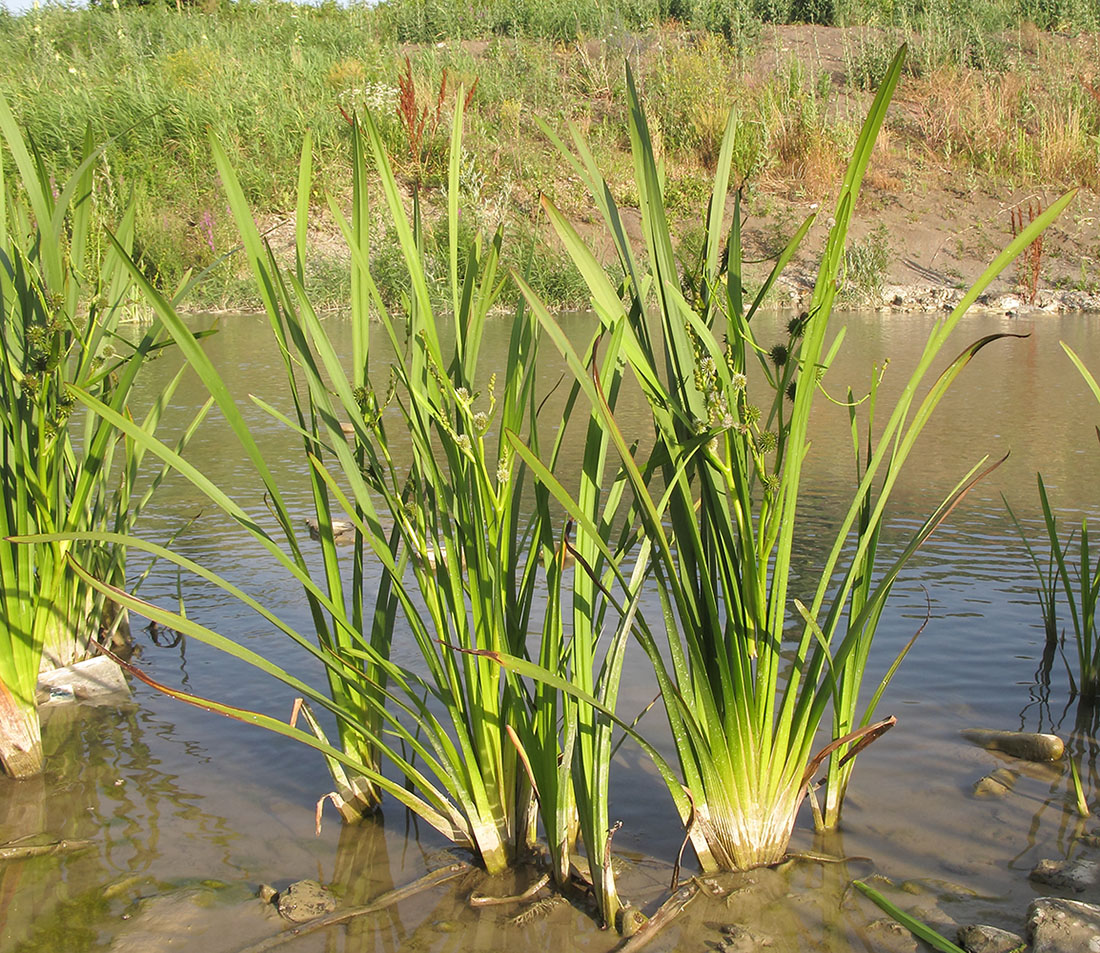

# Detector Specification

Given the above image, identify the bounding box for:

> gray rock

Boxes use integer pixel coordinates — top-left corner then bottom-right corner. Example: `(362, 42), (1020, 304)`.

(37, 656), (130, 707)
(956, 923), (1026, 953)
(1029, 859), (1100, 893)
(276, 879), (336, 923)
(1028, 897), (1100, 953)
(961, 728), (1064, 761)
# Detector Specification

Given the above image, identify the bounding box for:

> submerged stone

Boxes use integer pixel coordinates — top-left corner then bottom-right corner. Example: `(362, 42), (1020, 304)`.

(956, 923), (1026, 953)
(718, 925), (774, 952)
(276, 879), (336, 923)
(961, 729), (1064, 762)
(972, 769), (1017, 799)
(1027, 897), (1100, 953)
(865, 917), (919, 953)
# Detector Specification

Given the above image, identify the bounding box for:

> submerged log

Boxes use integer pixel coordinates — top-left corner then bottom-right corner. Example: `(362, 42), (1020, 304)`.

(0, 837), (93, 862)
(961, 728), (1064, 762)
(36, 656), (130, 708)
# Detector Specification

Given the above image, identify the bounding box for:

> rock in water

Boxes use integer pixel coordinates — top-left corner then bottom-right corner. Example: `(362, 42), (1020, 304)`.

(306, 518), (355, 543)
(1029, 859), (1100, 893)
(960, 729), (1064, 762)
(276, 880), (337, 923)
(1027, 897), (1100, 953)
(956, 924), (1026, 953)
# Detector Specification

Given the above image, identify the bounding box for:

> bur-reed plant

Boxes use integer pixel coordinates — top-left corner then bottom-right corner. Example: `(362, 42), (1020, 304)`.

(516, 48), (1072, 867)
(1010, 344), (1100, 704)
(0, 93), (194, 777)
(65, 93), (650, 925)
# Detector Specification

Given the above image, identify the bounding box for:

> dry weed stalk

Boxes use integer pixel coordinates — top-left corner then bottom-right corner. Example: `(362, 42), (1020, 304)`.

(1010, 199), (1045, 304)
(396, 56), (478, 180)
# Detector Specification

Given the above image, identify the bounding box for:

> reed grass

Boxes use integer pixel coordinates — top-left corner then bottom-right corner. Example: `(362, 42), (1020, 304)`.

(513, 48), (1073, 867)
(0, 93), (197, 777)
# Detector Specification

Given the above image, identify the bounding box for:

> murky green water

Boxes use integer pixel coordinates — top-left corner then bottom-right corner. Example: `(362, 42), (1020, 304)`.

(4, 309), (1100, 952)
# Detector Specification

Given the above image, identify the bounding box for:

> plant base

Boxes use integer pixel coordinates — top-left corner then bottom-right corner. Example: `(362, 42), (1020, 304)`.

(0, 694), (43, 779)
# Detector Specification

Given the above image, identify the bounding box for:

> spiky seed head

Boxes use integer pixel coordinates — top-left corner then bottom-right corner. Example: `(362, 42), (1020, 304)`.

(769, 343), (789, 367)
(786, 380), (797, 402)
(758, 430), (777, 453)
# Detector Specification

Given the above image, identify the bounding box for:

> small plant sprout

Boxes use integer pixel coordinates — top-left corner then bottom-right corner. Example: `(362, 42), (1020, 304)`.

(1070, 756), (1090, 817)
(853, 880), (970, 953)
(1014, 344), (1100, 709)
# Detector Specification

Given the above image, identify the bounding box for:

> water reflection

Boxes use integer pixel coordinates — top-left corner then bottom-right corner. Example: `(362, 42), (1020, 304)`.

(6, 309), (1100, 950)
(1, 703), (237, 951)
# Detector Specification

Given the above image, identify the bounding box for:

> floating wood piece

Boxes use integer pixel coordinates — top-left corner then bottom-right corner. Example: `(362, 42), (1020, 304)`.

(961, 728), (1064, 762)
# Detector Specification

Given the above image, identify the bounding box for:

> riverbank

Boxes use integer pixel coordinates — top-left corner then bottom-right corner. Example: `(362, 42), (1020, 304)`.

(2, 3), (1097, 311)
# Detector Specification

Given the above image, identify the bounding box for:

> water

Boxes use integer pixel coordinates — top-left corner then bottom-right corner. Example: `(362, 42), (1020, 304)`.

(3, 308), (1100, 951)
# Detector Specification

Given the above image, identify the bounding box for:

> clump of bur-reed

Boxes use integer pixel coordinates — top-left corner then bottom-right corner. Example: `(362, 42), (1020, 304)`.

(512, 47), (1073, 868)
(0, 94), (201, 778)
(67, 80), (649, 934)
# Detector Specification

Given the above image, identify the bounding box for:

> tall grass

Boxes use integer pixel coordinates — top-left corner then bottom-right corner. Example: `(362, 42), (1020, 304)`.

(516, 48), (1072, 866)
(0, 94), (194, 778)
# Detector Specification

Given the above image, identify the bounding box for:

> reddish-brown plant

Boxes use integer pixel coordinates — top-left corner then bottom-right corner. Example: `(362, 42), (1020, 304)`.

(1010, 199), (1045, 304)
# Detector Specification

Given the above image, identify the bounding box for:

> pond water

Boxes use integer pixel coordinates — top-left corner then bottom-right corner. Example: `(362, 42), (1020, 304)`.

(4, 308), (1100, 952)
